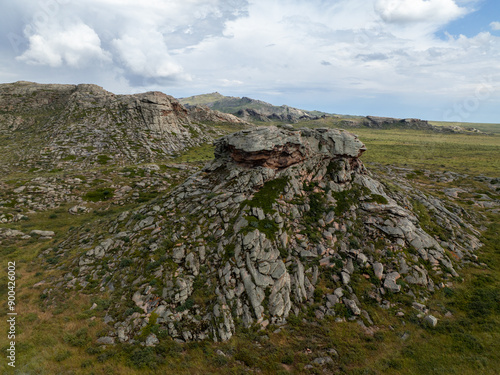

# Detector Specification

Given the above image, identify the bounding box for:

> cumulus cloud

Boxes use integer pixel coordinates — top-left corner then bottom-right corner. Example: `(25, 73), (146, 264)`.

(374, 0), (467, 24)
(112, 31), (186, 80)
(491, 21), (500, 31)
(17, 22), (111, 67)
(1, 0), (499, 121)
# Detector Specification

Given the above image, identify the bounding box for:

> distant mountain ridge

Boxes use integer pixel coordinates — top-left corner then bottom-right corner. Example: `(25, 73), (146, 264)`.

(179, 92), (328, 123)
(180, 93), (485, 134)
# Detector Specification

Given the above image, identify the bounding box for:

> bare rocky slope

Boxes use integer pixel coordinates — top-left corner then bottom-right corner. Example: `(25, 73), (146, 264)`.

(43, 125), (482, 345)
(0, 81), (248, 172)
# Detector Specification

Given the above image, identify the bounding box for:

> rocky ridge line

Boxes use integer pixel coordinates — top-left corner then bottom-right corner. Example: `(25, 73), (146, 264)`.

(0, 81), (249, 171)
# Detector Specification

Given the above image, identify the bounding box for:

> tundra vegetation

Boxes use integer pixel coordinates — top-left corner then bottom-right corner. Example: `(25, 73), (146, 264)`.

(0, 83), (498, 375)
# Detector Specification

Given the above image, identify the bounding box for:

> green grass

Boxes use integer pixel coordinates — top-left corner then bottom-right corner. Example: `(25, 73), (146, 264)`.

(172, 143), (215, 163)
(293, 118), (500, 175)
(244, 177), (289, 213)
(83, 188), (115, 202)
(351, 128), (500, 175)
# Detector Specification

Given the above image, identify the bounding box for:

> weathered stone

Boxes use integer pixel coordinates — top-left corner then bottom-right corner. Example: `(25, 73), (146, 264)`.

(424, 315), (438, 327)
(30, 230), (55, 237)
(96, 336), (115, 345)
(313, 356), (334, 365)
(344, 298), (361, 315)
(214, 126), (366, 169)
(384, 272), (401, 293)
(145, 333), (159, 346)
(373, 262), (384, 280)
(341, 271), (350, 285)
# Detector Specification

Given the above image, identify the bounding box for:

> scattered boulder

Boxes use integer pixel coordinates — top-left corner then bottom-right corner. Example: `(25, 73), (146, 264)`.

(384, 272), (401, 293)
(424, 315), (438, 327)
(30, 230), (55, 237)
(69, 205), (90, 215)
(96, 336), (115, 345)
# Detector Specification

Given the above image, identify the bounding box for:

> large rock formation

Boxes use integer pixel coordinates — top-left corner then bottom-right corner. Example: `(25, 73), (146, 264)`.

(0, 81), (247, 171)
(186, 104), (249, 125)
(214, 126), (366, 169)
(46, 126), (481, 344)
(361, 116), (483, 133)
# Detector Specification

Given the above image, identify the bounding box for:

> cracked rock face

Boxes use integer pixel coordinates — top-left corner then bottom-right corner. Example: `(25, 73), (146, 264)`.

(48, 126), (480, 345)
(214, 126), (367, 169)
(0, 81), (247, 171)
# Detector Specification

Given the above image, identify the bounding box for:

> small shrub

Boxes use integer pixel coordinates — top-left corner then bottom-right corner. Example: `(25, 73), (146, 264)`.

(281, 353), (294, 365)
(81, 359), (92, 368)
(234, 348), (255, 367)
(96, 155), (112, 165)
(369, 194), (389, 204)
(125, 306), (143, 316)
(120, 258), (133, 268)
(245, 177), (289, 213)
(54, 350), (72, 362)
(128, 347), (162, 369)
(243, 216), (279, 238)
(176, 298), (194, 312)
(213, 354), (229, 367)
(64, 328), (90, 347)
(84, 188), (115, 202)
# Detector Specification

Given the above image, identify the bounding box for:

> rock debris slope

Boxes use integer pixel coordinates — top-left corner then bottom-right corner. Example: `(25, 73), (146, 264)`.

(0, 81), (247, 172)
(52, 126), (480, 344)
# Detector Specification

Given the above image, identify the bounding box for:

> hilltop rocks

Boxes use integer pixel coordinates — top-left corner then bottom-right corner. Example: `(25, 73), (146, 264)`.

(364, 116), (434, 130)
(214, 126), (366, 169)
(30, 230), (55, 237)
(0, 81), (248, 171)
(362, 116), (483, 134)
(0, 227), (54, 241)
(187, 105), (250, 125)
(235, 107), (320, 123)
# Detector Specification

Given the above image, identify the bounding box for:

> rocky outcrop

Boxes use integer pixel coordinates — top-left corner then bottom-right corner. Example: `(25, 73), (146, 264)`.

(363, 116), (433, 130)
(214, 126), (366, 169)
(45, 125), (481, 345)
(186, 105), (250, 125)
(0, 81), (247, 171)
(362, 116), (483, 133)
(235, 106), (321, 123)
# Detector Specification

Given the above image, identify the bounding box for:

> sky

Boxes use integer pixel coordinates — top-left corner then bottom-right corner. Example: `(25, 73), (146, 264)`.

(1, 0), (499, 123)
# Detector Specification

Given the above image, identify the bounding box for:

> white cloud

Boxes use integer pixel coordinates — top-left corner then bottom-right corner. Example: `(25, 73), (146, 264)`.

(491, 21), (500, 31)
(374, 0), (467, 25)
(112, 31), (187, 80)
(2, 0), (499, 122)
(17, 22), (111, 67)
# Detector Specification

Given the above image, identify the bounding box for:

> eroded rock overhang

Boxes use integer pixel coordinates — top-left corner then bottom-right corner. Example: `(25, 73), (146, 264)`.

(214, 126), (367, 170)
